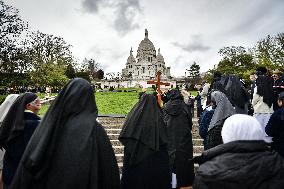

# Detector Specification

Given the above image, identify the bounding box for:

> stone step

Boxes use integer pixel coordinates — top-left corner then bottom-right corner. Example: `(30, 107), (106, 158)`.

(105, 129), (122, 134)
(106, 128), (201, 135)
(100, 120), (199, 127)
(104, 123), (201, 131)
(107, 133), (120, 140)
(107, 133), (202, 141)
(110, 139), (204, 146)
(117, 163), (200, 172)
(99, 117), (200, 128)
(115, 153), (202, 163)
(112, 145), (204, 154)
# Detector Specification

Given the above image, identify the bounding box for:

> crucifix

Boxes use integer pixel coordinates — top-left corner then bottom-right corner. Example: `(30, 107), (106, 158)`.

(147, 71), (170, 106)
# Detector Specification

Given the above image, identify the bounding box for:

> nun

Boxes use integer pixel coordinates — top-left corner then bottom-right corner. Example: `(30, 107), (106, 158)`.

(10, 78), (120, 189)
(119, 93), (171, 189)
(205, 91), (235, 149)
(193, 114), (284, 189)
(0, 94), (19, 189)
(0, 93), (41, 189)
(163, 89), (194, 188)
(0, 94), (19, 125)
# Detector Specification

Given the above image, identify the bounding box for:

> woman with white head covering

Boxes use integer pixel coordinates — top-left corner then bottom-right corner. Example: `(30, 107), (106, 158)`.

(205, 91), (235, 149)
(193, 114), (284, 189)
(0, 94), (19, 124)
(0, 94), (19, 189)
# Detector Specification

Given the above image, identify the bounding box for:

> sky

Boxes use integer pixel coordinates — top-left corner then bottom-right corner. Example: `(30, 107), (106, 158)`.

(4, 0), (284, 77)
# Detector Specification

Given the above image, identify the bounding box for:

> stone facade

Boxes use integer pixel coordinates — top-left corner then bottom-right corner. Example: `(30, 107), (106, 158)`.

(97, 80), (176, 90)
(122, 29), (171, 80)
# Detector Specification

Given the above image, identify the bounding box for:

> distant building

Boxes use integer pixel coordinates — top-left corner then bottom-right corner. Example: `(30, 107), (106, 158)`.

(122, 29), (171, 80)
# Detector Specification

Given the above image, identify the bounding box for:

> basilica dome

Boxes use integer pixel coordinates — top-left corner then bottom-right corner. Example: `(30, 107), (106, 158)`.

(138, 37), (155, 51)
(136, 29), (156, 59)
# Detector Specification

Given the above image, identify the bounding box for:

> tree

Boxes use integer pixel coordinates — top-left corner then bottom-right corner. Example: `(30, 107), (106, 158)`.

(187, 61), (201, 84)
(30, 63), (68, 87)
(0, 1), (29, 85)
(65, 63), (76, 79)
(216, 46), (255, 81)
(75, 71), (91, 82)
(80, 58), (102, 80)
(96, 69), (104, 80)
(255, 33), (284, 69)
(0, 1), (27, 39)
(27, 31), (73, 69)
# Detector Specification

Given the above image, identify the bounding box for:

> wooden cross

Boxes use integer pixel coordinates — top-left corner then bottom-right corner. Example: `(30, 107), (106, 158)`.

(147, 71), (170, 106)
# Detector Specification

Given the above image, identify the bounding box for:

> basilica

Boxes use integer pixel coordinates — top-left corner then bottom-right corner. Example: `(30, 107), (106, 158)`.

(122, 29), (171, 80)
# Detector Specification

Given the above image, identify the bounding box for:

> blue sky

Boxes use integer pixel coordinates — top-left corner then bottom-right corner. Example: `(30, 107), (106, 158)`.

(4, 0), (284, 76)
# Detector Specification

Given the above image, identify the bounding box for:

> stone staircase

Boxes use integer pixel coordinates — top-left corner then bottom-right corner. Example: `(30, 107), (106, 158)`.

(98, 114), (203, 171)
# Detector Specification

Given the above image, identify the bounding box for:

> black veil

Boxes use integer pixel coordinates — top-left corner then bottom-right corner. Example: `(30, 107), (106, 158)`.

(11, 78), (120, 189)
(0, 92), (37, 148)
(119, 93), (168, 166)
(256, 75), (274, 107)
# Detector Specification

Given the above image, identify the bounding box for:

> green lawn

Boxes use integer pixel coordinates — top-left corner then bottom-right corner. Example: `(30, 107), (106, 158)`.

(38, 104), (50, 116)
(1, 89), (198, 116)
(38, 91), (141, 116)
(95, 91), (140, 114)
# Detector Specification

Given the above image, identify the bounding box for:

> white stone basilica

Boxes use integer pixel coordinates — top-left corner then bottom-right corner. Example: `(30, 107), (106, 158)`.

(122, 29), (171, 80)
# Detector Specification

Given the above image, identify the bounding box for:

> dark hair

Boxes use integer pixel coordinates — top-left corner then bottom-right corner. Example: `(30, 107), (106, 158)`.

(213, 71), (222, 79)
(256, 67), (267, 76)
(279, 92), (284, 101)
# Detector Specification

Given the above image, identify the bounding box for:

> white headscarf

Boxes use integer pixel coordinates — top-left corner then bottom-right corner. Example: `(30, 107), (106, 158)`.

(221, 114), (266, 143)
(0, 94), (19, 123)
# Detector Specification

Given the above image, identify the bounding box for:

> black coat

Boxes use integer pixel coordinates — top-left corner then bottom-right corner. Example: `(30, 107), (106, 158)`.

(163, 98), (194, 187)
(266, 107), (284, 157)
(193, 141), (284, 189)
(205, 119), (224, 150)
(2, 112), (40, 185)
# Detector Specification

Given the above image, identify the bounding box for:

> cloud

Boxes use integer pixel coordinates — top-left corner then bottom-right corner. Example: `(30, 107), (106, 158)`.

(172, 35), (210, 52)
(82, 0), (102, 13)
(226, 0), (282, 34)
(81, 0), (142, 36)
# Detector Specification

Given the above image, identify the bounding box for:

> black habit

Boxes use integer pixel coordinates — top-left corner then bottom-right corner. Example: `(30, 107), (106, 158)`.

(10, 78), (120, 189)
(0, 92), (39, 186)
(119, 93), (171, 189)
(163, 89), (194, 187)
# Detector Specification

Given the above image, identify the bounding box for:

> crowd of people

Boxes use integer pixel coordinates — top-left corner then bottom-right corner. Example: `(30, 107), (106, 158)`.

(0, 66), (283, 189)
(0, 86), (60, 96)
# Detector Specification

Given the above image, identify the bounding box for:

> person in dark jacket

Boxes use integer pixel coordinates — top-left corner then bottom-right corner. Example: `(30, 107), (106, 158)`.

(119, 93), (171, 189)
(199, 106), (214, 150)
(0, 93), (41, 189)
(195, 92), (202, 117)
(205, 91), (235, 149)
(194, 114), (284, 189)
(163, 89), (194, 188)
(10, 78), (120, 189)
(266, 92), (284, 157)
